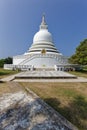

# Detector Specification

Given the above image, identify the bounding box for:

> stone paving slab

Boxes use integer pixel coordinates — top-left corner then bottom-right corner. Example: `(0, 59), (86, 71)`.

(15, 71), (77, 78)
(13, 77), (87, 82)
(0, 74), (17, 82)
(1, 71), (87, 82)
(0, 82), (78, 130)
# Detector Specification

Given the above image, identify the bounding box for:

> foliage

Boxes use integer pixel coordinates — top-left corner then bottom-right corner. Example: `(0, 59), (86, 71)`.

(69, 39), (87, 65)
(4, 57), (12, 64)
(0, 57), (12, 67)
(0, 59), (5, 68)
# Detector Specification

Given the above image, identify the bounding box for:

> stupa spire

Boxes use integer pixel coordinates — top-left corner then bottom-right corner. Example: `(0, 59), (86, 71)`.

(42, 13), (46, 25)
(40, 13), (48, 30)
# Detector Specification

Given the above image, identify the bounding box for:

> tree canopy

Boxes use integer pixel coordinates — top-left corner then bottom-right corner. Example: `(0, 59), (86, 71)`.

(0, 57), (12, 68)
(69, 39), (87, 65)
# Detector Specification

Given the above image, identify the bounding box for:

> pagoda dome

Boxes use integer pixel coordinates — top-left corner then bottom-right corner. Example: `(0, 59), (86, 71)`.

(33, 29), (53, 43)
(26, 15), (59, 54)
(33, 14), (53, 43)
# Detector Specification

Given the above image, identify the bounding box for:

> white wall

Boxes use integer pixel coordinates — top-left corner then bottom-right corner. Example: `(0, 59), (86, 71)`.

(13, 58), (25, 65)
(13, 54), (68, 68)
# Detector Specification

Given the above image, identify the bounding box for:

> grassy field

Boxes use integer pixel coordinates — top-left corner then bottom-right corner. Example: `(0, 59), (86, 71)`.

(0, 82), (22, 96)
(0, 69), (87, 130)
(20, 82), (87, 130)
(69, 70), (87, 78)
(0, 68), (18, 78)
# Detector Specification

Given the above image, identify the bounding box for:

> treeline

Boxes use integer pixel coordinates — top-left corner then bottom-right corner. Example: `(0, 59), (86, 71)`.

(0, 57), (12, 68)
(69, 39), (87, 65)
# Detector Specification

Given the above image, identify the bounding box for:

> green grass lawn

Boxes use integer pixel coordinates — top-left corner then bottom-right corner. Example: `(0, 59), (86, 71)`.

(69, 70), (87, 78)
(0, 68), (19, 78)
(20, 82), (87, 130)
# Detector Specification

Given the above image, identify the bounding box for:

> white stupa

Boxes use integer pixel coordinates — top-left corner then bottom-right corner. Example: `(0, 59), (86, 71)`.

(4, 15), (69, 70)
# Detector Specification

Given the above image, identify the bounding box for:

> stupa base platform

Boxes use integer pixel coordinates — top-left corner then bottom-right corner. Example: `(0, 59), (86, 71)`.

(14, 71), (77, 79)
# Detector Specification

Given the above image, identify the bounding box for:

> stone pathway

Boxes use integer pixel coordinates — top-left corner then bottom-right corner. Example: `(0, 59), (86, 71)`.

(0, 82), (78, 130)
(14, 76), (87, 82)
(1, 71), (87, 82)
(14, 71), (77, 79)
(0, 74), (16, 82)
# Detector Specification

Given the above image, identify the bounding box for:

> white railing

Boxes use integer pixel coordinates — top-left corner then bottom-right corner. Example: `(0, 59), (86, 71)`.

(4, 64), (34, 70)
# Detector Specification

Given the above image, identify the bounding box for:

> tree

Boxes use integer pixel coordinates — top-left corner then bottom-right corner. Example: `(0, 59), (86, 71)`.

(69, 39), (87, 65)
(0, 59), (5, 68)
(0, 57), (12, 68)
(4, 57), (12, 64)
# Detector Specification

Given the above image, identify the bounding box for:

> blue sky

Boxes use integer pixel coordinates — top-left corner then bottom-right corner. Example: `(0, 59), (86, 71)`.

(0, 0), (87, 58)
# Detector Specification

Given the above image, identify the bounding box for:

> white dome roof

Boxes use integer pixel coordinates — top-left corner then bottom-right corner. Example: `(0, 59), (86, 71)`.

(33, 30), (53, 43)
(26, 15), (59, 55)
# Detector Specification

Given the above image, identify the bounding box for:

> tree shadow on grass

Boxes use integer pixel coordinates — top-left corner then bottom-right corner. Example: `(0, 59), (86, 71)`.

(44, 95), (87, 130)
(44, 98), (61, 111)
